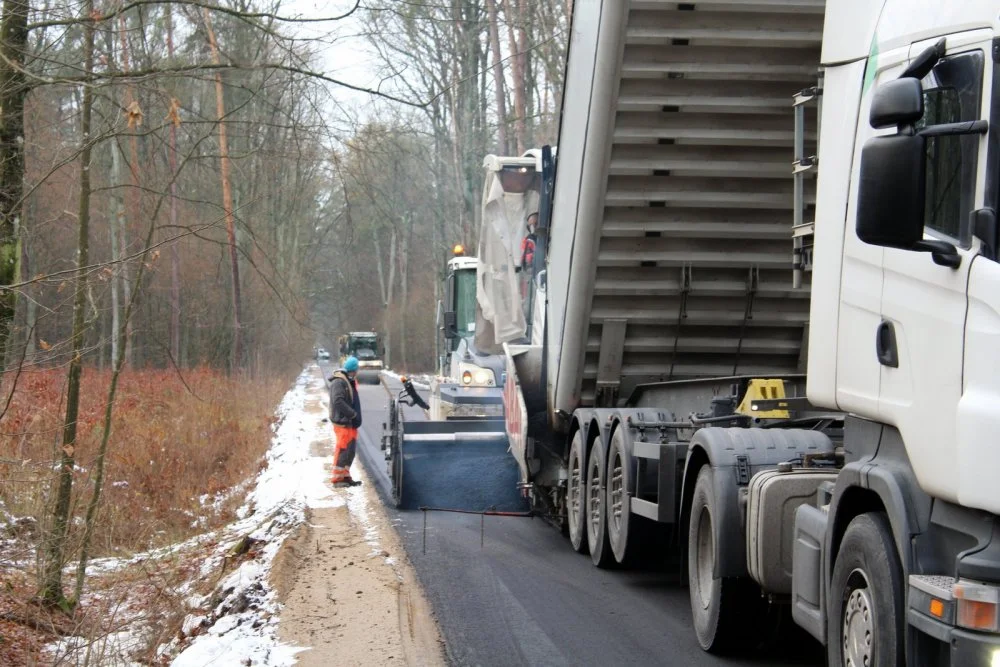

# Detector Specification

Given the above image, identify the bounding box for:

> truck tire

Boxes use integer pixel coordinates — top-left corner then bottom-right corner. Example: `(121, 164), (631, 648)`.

(688, 465), (765, 653)
(567, 431), (588, 553)
(606, 429), (635, 565)
(827, 512), (903, 667)
(586, 436), (614, 568)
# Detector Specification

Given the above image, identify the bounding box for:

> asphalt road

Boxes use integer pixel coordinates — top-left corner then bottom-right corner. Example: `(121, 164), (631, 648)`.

(319, 363), (824, 667)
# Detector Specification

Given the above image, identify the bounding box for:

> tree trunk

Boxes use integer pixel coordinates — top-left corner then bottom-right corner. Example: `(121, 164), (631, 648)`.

(41, 0), (94, 607)
(166, 7), (182, 365)
(0, 0), (30, 364)
(203, 8), (243, 372)
(116, 12), (137, 366)
(372, 228), (396, 369)
(21, 210), (34, 361)
(2, 202), (24, 370)
(399, 215), (411, 371)
(502, 0), (527, 154)
(518, 0), (533, 149)
(109, 142), (123, 368)
(486, 0), (509, 155)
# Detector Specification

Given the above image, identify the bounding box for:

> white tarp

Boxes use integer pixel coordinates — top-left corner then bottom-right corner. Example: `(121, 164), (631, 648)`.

(475, 169), (539, 351)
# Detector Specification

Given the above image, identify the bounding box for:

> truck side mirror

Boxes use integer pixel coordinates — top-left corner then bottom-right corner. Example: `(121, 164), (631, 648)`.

(869, 77), (923, 129)
(443, 311), (458, 339)
(857, 132), (926, 249)
(857, 77), (962, 269)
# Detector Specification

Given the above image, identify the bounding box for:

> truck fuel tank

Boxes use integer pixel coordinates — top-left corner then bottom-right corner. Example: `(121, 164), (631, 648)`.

(746, 466), (838, 595)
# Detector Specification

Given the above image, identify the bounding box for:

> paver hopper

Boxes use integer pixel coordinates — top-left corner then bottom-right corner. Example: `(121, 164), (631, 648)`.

(381, 378), (527, 512)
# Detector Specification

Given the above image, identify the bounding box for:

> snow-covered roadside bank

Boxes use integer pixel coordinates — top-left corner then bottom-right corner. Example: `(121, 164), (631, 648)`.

(162, 366), (338, 665)
(379, 369), (432, 390)
(45, 364), (443, 666)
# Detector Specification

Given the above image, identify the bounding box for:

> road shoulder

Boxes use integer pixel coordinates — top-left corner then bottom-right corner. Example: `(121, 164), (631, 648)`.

(271, 367), (445, 666)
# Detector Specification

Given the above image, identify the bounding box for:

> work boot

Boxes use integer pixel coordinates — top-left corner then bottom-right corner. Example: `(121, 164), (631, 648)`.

(333, 478), (362, 488)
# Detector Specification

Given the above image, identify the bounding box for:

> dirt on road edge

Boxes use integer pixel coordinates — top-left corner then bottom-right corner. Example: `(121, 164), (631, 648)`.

(270, 379), (445, 666)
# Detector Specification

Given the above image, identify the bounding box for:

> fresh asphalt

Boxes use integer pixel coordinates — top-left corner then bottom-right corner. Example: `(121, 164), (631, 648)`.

(319, 362), (823, 667)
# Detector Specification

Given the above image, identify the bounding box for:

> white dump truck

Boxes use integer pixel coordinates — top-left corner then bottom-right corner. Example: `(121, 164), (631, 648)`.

(480, 1), (1000, 664)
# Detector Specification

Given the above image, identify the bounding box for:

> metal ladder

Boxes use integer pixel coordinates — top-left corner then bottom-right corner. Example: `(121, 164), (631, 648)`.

(792, 74), (823, 290)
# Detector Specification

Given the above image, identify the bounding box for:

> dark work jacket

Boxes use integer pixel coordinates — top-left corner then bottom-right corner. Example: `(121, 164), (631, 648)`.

(329, 371), (362, 427)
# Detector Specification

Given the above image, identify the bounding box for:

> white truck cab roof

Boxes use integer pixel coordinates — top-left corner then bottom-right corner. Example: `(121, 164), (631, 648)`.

(823, 0), (1000, 64)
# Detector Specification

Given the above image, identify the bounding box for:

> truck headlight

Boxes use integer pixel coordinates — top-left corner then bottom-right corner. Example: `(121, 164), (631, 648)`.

(954, 580), (1000, 632)
(458, 363), (495, 386)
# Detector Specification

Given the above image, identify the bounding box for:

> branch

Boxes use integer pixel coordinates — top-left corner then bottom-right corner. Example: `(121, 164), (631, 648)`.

(26, 0), (362, 31)
(20, 61), (425, 108)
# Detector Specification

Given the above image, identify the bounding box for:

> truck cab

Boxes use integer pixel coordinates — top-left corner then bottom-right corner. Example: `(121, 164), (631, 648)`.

(800, 5), (1000, 663)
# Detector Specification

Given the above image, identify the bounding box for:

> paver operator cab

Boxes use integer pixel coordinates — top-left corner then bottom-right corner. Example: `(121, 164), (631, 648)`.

(432, 246), (506, 420)
(475, 2), (1000, 665)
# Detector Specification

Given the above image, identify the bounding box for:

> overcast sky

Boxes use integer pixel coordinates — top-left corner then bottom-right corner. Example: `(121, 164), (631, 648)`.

(281, 0), (391, 117)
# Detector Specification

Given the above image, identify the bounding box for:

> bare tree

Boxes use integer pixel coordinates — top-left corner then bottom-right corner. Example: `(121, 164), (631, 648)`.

(0, 0), (30, 362)
(166, 6), (182, 364)
(40, 0), (95, 607)
(485, 0), (508, 154)
(501, 0), (527, 154)
(202, 6), (243, 371)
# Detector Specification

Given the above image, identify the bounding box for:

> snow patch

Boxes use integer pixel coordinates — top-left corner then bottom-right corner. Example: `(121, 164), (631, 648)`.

(165, 365), (369, 663)
(42, 364), (381, 666)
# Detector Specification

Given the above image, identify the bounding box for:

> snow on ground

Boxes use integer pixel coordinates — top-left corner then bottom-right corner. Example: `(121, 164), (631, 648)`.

(46, 364), (381, 666)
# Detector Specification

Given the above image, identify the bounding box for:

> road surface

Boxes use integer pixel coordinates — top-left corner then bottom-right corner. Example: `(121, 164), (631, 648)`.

(320, 363), (823, 666)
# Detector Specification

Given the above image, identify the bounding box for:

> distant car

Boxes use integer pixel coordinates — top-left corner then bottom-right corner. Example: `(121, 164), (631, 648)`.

(317, 348), (330, 360)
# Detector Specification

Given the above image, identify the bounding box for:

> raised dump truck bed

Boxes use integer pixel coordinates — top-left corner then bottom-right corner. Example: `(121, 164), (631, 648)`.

(546, 1), (824, 415)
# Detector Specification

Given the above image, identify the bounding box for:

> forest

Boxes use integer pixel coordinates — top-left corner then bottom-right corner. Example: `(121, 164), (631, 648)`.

(0, 0), (570, 658)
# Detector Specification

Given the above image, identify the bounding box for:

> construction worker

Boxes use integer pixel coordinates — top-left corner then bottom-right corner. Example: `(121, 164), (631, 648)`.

(329, 356), (363, 487)
(519, 212), (538, 271)
(518, 212), (539, 312)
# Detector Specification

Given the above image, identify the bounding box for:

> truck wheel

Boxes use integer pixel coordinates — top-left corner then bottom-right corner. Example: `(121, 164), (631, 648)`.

(606, 429), (635, 565)
(828, 512), (903, 667)
(567, 431), (588, 553)
(688, 465), (764, 653)
(586, 437), (614, 568)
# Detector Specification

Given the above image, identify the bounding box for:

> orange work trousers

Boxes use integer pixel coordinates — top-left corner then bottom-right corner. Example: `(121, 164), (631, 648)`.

(332, 425), (358, 482)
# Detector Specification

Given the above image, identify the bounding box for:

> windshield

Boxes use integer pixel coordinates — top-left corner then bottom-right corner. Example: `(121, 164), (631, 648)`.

(454, 268), (476, 338)
(347, 335), (379, 359)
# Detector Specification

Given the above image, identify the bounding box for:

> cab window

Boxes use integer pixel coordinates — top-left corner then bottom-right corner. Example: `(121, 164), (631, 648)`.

(917, 51), (984, 246)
